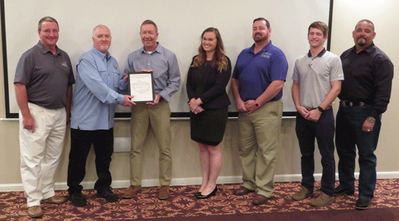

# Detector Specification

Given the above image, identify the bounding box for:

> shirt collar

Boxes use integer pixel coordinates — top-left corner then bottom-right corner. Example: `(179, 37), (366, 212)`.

(251, 40), (272, 54)
(37, 41), (60, 55)
(351, 42), (375, 54)
(307, 48), (326, 57)
(141, 42), (162, 54)
(91, 47), (111, 61)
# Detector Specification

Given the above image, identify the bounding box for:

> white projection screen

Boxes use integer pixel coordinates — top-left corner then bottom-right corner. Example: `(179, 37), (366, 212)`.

(1, 0), (332, 118)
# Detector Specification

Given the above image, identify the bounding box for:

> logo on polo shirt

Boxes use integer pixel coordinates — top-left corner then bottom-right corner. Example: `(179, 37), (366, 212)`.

(261, 52), (271, 59)
(61, 62), (68, 68)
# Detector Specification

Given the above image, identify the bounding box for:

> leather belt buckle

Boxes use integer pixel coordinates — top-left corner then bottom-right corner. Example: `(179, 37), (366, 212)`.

(341, 100), (366, 107)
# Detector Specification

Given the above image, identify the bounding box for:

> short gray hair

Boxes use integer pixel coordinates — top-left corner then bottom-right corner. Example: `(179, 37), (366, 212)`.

(38, 16), (58, 31)
(92, 24), (110, 37)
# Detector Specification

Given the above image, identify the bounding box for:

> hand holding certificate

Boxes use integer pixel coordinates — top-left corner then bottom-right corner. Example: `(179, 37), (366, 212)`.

(128, 72), (155, 102)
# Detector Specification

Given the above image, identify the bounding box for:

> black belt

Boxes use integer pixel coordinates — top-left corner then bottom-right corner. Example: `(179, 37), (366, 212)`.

(340, 100), (366, 107)
(305, 106), (332, 111)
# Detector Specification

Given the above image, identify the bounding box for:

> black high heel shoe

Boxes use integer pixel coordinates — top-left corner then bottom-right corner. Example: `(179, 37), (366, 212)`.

(194, 192), (201, 197)
(195, 186), (217, 199)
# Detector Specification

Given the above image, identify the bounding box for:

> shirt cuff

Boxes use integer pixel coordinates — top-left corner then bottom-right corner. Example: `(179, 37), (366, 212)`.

(116, 94), (124, 104)
(159, 91), (171, 102)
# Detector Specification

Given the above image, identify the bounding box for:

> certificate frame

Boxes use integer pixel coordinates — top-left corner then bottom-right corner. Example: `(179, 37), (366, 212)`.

(128, 72), (155, 103)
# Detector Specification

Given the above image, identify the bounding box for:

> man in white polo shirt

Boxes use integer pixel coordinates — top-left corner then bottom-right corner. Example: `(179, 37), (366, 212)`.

(291, 21), (343, 207)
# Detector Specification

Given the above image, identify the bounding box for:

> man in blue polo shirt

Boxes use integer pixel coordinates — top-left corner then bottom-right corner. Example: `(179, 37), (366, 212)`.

(231, 17), (288, 205)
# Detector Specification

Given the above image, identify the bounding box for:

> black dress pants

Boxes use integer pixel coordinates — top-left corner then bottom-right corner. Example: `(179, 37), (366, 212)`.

(67, 128), (114, 195)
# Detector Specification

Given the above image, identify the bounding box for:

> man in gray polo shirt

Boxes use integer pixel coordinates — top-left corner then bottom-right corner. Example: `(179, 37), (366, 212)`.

(14, 16), (75, 218)
(291, 21), (343, 207)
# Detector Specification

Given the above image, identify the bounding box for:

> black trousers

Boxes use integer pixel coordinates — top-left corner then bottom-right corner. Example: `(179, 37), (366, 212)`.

(67, 128), (114, 195)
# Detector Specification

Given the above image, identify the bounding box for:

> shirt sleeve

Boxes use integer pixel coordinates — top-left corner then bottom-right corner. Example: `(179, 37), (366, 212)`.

(232, 53), (242, 80)
(159, 53), (180, 102)
(371, 54), (394, 117)
(186, 57), (196, 101)
(65, 55), (75, 85)
(120, 55), (136, 95)
(270, 52), (288, 81)
(76, 56), (124, 105)
(118, 77), (128, 94)
(291, 59), (300, 81)
(14, 51), (33, 85)
(199, 57), (232, 104)
(329, 56), (344, 82)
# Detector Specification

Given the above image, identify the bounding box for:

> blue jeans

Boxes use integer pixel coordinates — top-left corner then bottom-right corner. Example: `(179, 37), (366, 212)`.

(295, 109), (335, 196)
(336, 104), (381, 200)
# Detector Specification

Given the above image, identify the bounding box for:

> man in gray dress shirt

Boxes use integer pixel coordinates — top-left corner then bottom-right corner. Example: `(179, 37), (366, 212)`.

(123, 20), (180, 200)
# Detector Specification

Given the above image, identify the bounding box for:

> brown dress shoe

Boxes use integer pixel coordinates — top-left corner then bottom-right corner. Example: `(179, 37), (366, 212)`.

(123, 185), (142, 199)
(41, 195), (67, 204)
(252, 194), (268, 205)
(310, 192), (334, 207)
(233, 186), (254, 196)
(292, 186), (313, 201)
(28, 206), (42, 218)
(158, 185), (170, 200)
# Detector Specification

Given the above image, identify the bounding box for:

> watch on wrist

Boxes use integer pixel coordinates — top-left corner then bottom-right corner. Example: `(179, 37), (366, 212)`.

(367, 117), (376, 123)
(255, 101), (261, 109)
(317, 106), (324, 113)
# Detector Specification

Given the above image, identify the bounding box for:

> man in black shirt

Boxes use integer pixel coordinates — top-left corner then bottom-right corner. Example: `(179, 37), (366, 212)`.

(334, 19), (394, 210)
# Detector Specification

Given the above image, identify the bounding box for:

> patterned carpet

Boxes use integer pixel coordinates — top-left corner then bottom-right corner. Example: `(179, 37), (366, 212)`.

(1, 179), (399, 220)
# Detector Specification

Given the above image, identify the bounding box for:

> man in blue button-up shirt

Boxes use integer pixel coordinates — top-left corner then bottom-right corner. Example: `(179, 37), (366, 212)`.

(123, 20), (180, 200)
(67, 25), (134, 207)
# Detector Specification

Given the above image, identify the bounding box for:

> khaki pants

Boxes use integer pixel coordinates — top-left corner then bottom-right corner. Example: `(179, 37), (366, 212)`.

(129, 101), (172, 186)
(19, 103), (66, 207)
(237, 100), (282, 198)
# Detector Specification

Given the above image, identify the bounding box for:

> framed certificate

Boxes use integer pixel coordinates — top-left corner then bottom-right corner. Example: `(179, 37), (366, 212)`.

(128, 72), (155, 102)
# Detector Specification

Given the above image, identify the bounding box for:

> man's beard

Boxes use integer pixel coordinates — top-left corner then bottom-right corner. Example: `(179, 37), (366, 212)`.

(357, 37), (366, 46)
(253, 33), (267, 42)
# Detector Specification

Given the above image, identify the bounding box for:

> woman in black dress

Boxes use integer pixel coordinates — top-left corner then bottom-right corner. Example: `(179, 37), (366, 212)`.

(186, 27), (231, 199)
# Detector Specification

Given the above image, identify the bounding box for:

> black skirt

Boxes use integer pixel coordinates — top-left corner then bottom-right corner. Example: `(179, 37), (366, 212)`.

(190, 107), (228, 146)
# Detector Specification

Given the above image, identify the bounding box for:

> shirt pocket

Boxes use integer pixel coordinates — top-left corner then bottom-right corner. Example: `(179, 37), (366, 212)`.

(112, 70), (121, 88)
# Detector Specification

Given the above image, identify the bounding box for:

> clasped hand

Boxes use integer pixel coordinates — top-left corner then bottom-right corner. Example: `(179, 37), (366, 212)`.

(188, 98), (204, 114)
(297, 106), (320, 122)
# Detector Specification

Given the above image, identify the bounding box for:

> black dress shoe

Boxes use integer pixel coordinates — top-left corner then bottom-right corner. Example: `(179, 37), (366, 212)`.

(334, 185), (354, 195)
(69, 192), (87, 207)
(97, 188), (119, 202)
(355, 198), (370, 210)
(196, 187), (217, 199)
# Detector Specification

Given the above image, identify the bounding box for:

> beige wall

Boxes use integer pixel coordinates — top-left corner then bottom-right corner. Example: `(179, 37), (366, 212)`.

(1, 0), (398, 190)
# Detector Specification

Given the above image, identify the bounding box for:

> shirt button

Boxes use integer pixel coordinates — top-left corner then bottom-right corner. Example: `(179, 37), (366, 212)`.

(148, 63), (150, 65)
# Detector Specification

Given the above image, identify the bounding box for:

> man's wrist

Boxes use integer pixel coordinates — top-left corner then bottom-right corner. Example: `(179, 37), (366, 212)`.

(255, 100), (261, 109)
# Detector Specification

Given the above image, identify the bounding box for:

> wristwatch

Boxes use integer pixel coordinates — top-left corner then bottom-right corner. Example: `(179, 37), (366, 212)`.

(367, 117), (376, 123)
(255, 101), (261, 109)
(317, 106), (324, 113)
